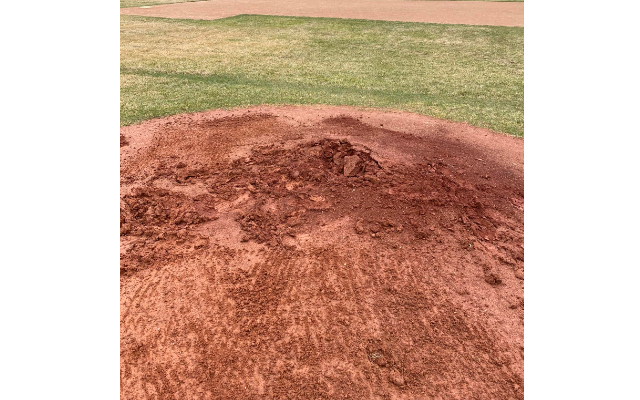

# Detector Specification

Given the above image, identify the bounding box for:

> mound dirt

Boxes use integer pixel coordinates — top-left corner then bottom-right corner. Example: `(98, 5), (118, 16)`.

(120, 106), (524, 400)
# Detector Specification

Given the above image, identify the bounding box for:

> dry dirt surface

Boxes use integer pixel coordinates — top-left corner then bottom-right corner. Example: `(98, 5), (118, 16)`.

(121, 105), (524, 399)
(121, 0), (524, 27)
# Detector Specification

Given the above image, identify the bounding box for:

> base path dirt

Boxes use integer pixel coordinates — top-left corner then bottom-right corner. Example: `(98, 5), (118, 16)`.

(121, 0), (524, 27)
(121, 105), (524, 399)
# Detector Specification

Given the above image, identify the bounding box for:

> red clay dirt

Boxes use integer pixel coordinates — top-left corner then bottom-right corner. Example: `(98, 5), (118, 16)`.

(120, 0), (524, 27)
(120, 105), (524, 399)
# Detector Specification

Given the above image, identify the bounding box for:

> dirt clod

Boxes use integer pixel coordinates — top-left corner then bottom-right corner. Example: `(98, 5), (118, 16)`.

(389, 370), (406, 387)
(343, 155), (363, 176)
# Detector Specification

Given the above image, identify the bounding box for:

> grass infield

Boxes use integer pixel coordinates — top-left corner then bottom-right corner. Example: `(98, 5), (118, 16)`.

(121, 15), (523, 136)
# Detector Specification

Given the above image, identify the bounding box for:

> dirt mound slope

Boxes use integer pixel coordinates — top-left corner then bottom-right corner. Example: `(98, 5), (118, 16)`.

(121, 106), (524, 399)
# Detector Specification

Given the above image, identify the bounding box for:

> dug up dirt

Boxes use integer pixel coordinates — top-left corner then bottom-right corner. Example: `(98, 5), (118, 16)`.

(120, 106), (524, 399)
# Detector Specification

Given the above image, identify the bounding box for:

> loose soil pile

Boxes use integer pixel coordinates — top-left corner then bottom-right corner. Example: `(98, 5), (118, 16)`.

(121, 106), (524, 400)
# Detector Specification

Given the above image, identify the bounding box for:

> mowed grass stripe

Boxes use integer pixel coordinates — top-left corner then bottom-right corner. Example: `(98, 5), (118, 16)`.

(121, 15), (524, 136)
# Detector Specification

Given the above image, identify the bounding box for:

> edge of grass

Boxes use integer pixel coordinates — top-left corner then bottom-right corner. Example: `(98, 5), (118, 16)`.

(121, 14), (524, 136)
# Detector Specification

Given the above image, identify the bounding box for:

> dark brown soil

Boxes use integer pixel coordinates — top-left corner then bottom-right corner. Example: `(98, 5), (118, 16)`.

(121, 106), (524, 400)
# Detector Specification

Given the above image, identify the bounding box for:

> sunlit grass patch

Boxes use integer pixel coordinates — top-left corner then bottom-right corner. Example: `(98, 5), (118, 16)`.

(121, 15), (523, 136)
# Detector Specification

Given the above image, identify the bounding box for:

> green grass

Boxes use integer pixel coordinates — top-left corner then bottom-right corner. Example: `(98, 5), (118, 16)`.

(121, 15), (524, 136)
(121, 0), (200, 8)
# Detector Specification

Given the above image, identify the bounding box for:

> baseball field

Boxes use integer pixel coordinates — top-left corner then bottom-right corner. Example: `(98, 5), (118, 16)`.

(120, 1), (524, 398)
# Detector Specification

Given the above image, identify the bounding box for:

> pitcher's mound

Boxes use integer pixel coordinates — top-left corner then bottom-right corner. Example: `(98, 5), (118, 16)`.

(121, 106), (523, 399)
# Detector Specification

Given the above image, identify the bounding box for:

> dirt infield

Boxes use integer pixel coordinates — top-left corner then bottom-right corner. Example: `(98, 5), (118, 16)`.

(121, 0), (524, 27)
(121, 105), (523, 399)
